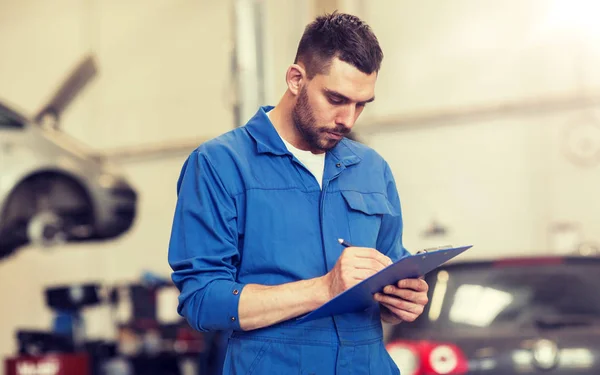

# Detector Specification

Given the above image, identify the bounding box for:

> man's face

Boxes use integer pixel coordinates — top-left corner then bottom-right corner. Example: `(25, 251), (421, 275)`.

(292, 58), (377, 153)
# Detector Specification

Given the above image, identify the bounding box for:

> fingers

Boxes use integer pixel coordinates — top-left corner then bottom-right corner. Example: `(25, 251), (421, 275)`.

(381, 285), (429, 305)
(377, 300), (420, 322)
(335, 272), (373, 292)
(337, 260), (388, 291)
(340, 253), (385, 275)
(340, 268), (381, 290)
(374, 278), (429, 323)
(396, 278), (429, 293)
(353, 258), (389, 273)
(375, 293), (425, 315)
(333, 247), (395, 295)
(344, 246), (393, 268)
(351, 268), (379, 281)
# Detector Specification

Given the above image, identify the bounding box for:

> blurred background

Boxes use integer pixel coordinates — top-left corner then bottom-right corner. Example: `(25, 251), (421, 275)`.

(1, 0), (599, 374)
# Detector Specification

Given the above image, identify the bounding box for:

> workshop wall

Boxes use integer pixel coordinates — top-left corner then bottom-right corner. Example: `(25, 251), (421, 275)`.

(339, 0), (600, 257)
(0, 0), (237, 362)
(356, 0), (600, 120)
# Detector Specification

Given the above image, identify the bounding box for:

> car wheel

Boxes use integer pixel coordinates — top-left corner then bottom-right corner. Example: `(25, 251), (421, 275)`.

(0, 173), (94, 252)
(27, 210), (66, 247)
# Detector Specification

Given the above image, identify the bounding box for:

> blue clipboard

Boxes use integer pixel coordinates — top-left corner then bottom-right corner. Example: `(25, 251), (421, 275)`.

(297, 245), (472, 322)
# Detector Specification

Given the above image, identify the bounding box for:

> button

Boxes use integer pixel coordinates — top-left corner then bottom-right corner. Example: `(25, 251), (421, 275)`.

(336, 163), (341, 167)
(232, 289), (239, 295)
(230, 316), (236, 322)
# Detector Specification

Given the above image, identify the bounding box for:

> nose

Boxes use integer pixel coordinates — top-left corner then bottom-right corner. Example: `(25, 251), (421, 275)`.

(335, 104), (357, 130)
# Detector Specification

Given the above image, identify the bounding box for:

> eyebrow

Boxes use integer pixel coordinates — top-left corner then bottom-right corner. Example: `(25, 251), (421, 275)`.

(324, 89), (375, 104)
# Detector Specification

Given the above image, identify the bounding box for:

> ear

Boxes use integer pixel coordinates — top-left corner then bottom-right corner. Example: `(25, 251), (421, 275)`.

(285, 64), (306, 96)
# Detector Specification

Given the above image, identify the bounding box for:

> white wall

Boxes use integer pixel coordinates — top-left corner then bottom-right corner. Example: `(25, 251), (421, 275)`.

(369, 108), (600, 258)
(335, 0), (600, 258)
(0, 0), (236, 363)
(261, 0), (311, 105)
(355, 0), (600, 119)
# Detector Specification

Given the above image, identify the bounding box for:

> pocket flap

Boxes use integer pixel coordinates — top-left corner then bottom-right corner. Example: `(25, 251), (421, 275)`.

(341, 190), (400, 216)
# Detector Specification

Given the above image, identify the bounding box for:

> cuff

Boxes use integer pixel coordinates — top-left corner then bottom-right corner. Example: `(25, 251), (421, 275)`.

(203, 280), (246, 331)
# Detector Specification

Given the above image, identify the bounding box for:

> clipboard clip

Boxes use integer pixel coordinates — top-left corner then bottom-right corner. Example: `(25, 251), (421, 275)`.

(417, 245), (453, 254)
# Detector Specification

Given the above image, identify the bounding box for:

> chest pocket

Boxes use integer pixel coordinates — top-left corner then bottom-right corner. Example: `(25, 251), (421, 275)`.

(340, 190), (400, 249)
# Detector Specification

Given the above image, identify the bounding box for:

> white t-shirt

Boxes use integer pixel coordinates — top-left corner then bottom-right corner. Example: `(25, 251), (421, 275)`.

(281, 138), (326, 189)
(267, 111), (326, 189)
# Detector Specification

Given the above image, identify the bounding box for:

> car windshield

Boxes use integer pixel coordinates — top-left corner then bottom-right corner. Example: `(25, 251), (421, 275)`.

(0, 102), (27, 126)
(411, 260), (600, 331)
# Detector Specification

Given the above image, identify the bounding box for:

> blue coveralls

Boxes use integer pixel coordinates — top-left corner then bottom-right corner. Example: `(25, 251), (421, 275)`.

(168, 106), (408, 374)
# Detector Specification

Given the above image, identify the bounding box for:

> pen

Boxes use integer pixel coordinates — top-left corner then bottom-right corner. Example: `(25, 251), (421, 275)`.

(338, 238), (353, 248)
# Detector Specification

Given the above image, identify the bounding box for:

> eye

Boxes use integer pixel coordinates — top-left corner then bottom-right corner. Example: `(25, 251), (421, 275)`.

(328, 96), (345, 105)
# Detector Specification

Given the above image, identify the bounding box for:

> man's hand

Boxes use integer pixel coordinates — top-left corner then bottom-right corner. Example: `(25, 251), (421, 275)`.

(375, 278), (429, 324)
(324, 246), (393, 299)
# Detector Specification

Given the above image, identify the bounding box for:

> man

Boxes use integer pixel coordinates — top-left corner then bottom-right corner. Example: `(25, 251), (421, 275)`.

(168, 12), (429, 374)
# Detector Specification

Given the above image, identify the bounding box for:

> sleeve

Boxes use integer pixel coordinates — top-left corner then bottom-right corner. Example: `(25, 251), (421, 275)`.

(168, 149), (246, 332)
(376, 161), (410, 262)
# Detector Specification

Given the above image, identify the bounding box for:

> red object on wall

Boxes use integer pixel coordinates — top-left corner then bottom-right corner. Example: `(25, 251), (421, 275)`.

(4, 353), (89, 375)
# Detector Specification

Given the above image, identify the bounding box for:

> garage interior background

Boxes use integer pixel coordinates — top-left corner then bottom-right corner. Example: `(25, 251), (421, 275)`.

(1, 0), (599, 365)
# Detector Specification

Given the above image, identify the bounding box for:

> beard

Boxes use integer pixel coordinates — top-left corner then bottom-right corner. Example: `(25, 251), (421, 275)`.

(291, 87), (349, 152)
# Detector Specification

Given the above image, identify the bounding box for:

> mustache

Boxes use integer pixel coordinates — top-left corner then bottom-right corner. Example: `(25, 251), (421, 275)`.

(323, 126), (351, 135)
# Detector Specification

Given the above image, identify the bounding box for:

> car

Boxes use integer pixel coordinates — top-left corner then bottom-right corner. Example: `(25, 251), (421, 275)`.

(385, 255), (600, 375)
(0, 56), (137, 259)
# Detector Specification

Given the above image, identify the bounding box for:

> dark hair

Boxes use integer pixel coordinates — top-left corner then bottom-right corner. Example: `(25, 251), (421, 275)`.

(294, 11), (383, 79)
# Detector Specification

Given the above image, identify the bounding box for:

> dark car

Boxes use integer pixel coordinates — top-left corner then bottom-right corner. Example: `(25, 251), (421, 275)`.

(385, 255), (600, 375)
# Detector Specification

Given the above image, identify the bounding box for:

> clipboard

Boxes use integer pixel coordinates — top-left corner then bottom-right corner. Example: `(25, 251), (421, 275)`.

(297, 244), (472, 322)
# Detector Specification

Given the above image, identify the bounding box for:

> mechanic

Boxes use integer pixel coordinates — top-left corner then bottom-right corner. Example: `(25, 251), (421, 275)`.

(168, 11), (429, 374)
